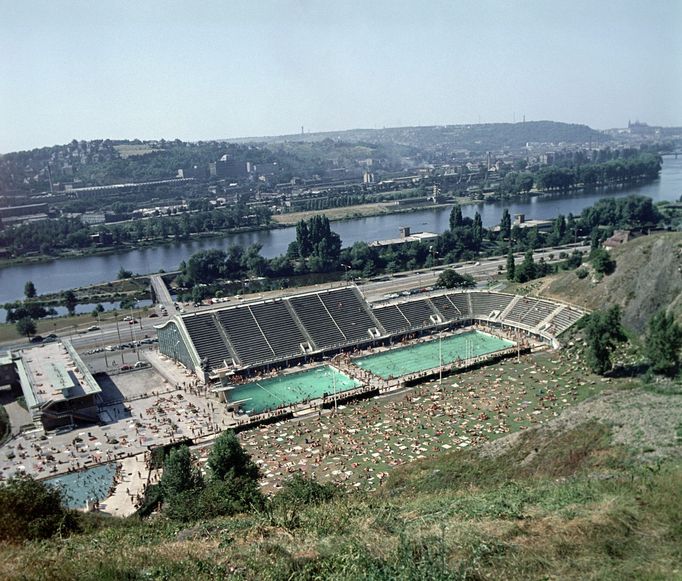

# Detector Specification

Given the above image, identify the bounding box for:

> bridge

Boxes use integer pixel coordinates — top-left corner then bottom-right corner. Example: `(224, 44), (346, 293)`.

(150, 274), (174, 309)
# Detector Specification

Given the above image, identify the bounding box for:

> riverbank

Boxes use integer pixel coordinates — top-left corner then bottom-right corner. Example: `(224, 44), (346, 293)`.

(0, 157), (678, 306)
(272, 198), (471, 225)
(0, 175), (663, 271)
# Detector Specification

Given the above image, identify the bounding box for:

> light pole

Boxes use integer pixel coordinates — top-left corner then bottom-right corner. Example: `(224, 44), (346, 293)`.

(439, 330), (443, 386)
(97, 312), (108, 368)
(333, 371), (337, 411)
(113, 312), (124, 365)
(341, 264), (351, 285)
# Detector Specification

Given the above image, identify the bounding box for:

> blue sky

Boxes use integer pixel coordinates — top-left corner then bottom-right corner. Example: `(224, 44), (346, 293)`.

(1, 0), (680, 152)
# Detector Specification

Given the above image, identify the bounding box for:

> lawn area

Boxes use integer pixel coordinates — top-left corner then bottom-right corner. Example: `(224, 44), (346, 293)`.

(236, 341), (622, 492)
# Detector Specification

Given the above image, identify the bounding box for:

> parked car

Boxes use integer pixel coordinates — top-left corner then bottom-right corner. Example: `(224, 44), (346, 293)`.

(121, 364), (133, 371)
(30, 335), (44, 343)
(148, 313), (159, 318)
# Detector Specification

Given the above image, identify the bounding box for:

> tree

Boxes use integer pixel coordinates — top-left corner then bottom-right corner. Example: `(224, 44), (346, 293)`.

(515, 250), (536, 283)
(207, 430), (260, 483)
(92, 303), (105, 317)
(24, 281), (36, 299)
(62, 290), (77, 316)
(449, 204), (463, 231)
(117, 267), (133, 279)
(591, 248), (616, 275)
(160, 445), (203, 520)
(644, 310), (682, 377)
(499, 209), (511, 239)
(435, 269), (475, 289)
(0, 474), (77, 542)
(200, 431), (263, 517)
(506, 248), (516, 281)
(16, 317), (36, 339)
(584, 306), (626, 374)
(472, 212), (483, 250)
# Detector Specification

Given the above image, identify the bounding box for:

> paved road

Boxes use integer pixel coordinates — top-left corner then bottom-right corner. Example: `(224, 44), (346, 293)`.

(1, 243), (587, 354)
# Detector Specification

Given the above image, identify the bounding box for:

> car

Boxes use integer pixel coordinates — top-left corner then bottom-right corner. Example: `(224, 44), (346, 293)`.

(134, 361), (148, 369)
(30, 335), (44, 343)
(148, 312), (159, 318)
(121, 364), (133, 371)
(123, 315), (132, 321)
(46, 333), (58, 339)
(87, 325), (100, 332)
(128, 319), (137, 325)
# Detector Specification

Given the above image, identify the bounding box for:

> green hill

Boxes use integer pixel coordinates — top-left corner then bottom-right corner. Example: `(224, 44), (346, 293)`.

(1, 381), (680, 580)
(540, 231), (682, 332)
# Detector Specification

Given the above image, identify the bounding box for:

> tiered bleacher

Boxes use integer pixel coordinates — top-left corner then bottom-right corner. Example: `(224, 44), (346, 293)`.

(167, 287), (586, 374)
(373, 304), (411, 334)
(249, 301), (307, 359)
(548, 306), (584, 334)
(429, 294), (464, 321)
(469, 292), (515, 319)
(182, 313), (232, 370)
(289, 294), (346, 349)
(446, 293), (471, 317)
(505, 297), (557, 328)
(218, 308), (275, 366)
(396, 299), (439, 328)
(317, 288), (379, 342)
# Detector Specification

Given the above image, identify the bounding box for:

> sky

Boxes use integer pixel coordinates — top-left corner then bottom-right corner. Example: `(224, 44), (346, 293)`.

(1, 0), (681, 153)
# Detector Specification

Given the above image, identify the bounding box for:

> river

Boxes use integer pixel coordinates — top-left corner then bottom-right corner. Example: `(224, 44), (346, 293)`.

(1, 155), (680, 306)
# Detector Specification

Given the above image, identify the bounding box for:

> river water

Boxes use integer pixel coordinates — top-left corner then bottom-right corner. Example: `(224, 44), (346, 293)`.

(1, 155), (680, 306)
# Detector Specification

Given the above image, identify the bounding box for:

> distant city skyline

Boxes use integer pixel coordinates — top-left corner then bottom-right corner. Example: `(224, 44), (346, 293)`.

(1, 0), (680, 153)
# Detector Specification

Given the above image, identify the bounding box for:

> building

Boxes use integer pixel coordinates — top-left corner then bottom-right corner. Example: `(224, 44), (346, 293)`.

(8, 341), (102, 431)
(215, 156), (248, 180)
(603, 229), (642, 250)
(368, 226), (439, 248)
(155, 286), (586, 385)
(492, 213), (553, 233)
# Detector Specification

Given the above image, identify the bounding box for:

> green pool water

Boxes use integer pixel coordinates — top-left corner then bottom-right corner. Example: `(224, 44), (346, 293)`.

(354, 330), (515, 379)
(229, 365), (362, 415)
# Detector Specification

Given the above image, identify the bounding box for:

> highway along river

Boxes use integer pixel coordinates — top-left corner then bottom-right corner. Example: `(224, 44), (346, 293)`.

(1, 155), (680, 306)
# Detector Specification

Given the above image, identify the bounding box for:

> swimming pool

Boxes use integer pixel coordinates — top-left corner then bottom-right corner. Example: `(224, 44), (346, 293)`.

(354, 330), (515, 379)
(45, 462), (117, 509)
(228, 365), (362, 415)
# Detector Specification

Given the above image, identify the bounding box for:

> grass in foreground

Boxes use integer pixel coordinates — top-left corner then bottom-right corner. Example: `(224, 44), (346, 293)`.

(1, 414), (680, 580)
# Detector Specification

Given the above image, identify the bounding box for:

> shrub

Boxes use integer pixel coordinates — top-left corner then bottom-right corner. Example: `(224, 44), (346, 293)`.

(0, 475), (79, 542)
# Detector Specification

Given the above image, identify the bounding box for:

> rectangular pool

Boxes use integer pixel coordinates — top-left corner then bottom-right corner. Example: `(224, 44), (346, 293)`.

(354, 330), (515, 379)
(228, 365), (362, 415)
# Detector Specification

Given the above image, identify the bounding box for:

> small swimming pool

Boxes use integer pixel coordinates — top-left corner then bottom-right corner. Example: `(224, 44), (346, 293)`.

(45, 463), (117, 509)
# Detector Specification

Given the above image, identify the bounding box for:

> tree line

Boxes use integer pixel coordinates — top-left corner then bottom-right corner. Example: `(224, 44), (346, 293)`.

(0, 204), (272, 258)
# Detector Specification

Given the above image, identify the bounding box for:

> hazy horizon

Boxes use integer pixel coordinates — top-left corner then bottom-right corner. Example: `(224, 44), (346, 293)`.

(1, 0), (681, 153)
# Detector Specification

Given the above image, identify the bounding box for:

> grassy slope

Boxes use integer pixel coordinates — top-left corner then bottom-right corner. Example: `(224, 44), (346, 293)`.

(2, 237), (682, 579)
(1, 381), (680, 580)
(538, 231), (682, 333)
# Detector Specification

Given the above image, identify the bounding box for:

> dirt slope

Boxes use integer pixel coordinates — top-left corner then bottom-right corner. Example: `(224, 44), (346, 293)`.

(540, 231), (682, 332)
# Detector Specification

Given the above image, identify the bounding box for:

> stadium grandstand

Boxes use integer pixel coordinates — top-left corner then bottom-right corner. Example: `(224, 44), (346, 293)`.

(155, 286), (585, 383)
